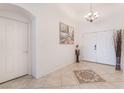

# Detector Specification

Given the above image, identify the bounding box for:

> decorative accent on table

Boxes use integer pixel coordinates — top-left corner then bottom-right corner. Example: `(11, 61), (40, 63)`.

(74, 70), (105, 84)
(59, 22), (74, 44)
(75, 45), (80, 63)
(113, 29), (122, 70)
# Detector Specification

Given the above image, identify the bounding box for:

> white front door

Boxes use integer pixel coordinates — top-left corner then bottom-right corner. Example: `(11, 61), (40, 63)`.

(81, 31), (116, 65)
(0, 17), (28, 83)
(97, 31), (116, 65)
(81, 33), (97, 62)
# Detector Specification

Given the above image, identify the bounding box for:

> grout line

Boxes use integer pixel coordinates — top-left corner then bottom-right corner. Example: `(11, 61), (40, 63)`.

(42, 76), (48, 88)
(60, 70), (63, 88)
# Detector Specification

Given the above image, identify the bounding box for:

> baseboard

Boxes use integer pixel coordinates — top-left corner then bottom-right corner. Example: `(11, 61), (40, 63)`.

(0, 74), (28, 84)
(35, 59), (115, 79)
(82, 60), (115, 67)
(35, 61), (74, 79)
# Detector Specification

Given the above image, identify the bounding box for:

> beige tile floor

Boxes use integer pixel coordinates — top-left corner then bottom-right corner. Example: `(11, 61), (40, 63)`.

(0, 61), (124, 89)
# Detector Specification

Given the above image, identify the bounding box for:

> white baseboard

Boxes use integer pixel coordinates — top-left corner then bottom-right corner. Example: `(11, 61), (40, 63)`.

(35, 61), (74, 79)
(82, 59), (115, 66)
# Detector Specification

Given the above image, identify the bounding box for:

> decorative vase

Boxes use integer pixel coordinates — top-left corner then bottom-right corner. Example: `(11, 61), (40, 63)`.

(115, 56), (121, 70)
(113, 30), (122, 71)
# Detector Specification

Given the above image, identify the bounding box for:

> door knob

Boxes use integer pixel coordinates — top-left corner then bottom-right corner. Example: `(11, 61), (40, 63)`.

(24, 50), (28, 54)
(94, 45), (96, 50)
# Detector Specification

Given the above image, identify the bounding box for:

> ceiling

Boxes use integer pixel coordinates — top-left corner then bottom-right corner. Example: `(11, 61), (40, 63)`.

(0, 3), (123, 24)
(57, 3), (124, 23)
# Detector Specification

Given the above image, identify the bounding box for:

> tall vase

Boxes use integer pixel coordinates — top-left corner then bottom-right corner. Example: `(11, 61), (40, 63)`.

(113, 29), (122, 71)
(116, 56), (121, 70)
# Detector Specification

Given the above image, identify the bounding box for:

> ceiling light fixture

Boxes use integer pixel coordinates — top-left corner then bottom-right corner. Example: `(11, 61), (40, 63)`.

(84, 3), (99, 22)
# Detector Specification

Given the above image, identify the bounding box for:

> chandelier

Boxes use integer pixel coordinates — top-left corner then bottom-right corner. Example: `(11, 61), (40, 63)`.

(84, 3), (99, 22)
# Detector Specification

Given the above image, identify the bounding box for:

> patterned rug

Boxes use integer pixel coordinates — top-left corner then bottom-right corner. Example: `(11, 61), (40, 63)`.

(74, 70), (105, 84)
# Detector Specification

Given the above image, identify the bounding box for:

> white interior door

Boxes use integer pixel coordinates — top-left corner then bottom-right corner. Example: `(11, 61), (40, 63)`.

(81, 33), (97, 62)
(97, 31), (116, 65)
(0, 17), (28, 83)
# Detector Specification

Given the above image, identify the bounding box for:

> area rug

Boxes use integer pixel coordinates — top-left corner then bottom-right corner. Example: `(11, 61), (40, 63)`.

(74, 70), (105, 84)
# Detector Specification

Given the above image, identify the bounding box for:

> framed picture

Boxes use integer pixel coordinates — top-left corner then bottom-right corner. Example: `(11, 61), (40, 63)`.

(59, 22), (74, 44)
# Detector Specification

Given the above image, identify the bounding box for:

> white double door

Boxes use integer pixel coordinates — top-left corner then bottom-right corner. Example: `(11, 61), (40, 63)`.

(82, 31), (116, 65)
(0, 17), (28, 83)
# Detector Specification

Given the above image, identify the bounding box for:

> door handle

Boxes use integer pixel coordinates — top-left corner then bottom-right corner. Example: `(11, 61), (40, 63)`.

(24, 50), (28, 54)
(94, 45), (96, 50)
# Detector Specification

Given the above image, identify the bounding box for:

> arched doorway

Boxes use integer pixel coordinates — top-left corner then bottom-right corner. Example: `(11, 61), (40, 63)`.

(0, 4), (34, 83)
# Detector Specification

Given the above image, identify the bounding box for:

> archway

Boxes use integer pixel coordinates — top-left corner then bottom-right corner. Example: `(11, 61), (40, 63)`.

(0, 4), (35, 83)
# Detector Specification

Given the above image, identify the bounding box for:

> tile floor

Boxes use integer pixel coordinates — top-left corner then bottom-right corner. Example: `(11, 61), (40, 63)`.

(0, 61), (124, 89)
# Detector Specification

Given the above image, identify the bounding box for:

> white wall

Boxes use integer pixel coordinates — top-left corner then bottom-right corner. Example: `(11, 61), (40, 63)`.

(14, 4), (77, 78)
(5, 3), (124, 77)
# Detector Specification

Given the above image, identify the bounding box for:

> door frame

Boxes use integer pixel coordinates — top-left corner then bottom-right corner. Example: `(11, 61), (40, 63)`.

(0, 16), (32, 75)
